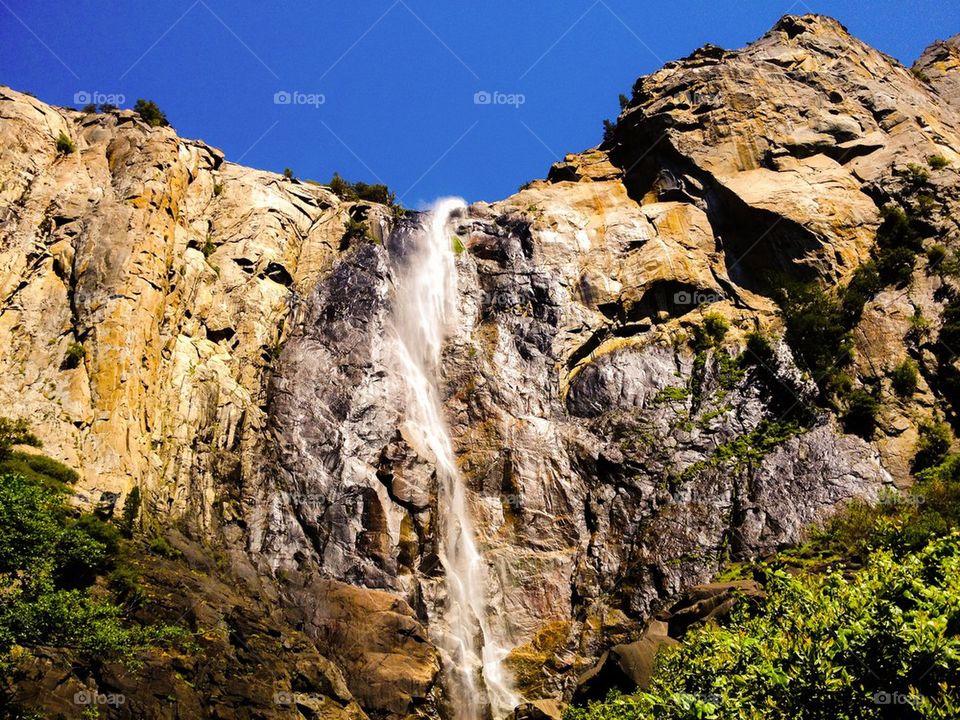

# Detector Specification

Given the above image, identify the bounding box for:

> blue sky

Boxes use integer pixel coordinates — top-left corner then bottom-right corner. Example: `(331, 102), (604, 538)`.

(1, 1), (957, 205)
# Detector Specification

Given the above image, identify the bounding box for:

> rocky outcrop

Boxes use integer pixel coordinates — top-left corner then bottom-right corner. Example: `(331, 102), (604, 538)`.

(4, 12), (960, 719)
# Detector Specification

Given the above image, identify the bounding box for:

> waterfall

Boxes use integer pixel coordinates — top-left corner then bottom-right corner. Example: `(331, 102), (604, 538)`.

(389, 198), (518, 720)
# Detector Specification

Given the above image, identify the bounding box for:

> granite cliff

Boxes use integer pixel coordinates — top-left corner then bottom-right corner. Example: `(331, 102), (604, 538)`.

(3, 14), (960, 720)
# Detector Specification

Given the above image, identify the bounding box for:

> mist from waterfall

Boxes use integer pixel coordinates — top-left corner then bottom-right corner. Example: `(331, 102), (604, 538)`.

(389, 198), (518, 720)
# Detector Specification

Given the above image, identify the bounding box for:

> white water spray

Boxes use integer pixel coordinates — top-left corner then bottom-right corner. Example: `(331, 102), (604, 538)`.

(390, 198), (518, 720)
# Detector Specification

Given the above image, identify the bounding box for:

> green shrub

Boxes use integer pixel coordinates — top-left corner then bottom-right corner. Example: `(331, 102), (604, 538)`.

(928, 154), (950, 170)
(283, 167), (295, 180)
(841, 387), (879, 439)
(743, 331), (775, 366)
(0, 419), (185, 671)
(566, 535), (960, 720)
(117, 487), (141, 537)
(108, 562), (146, 608)
(0, 417), (41, 462)
(451, 236), (466, 255)
(899, 162), (930, 187)
(938, 297), (960, 352)
(890, 359), (919, 396)
(840, 261), (882, 323)
(148, 535), (180, 559)
(64, 341), (86, 369)
(653, 386), (690, 404)
(689, 314), (729, 353)
(875, 245), (916, 286)
(776, 281), (852, 393)
(702, 314), (728, 344)
(913, 419), (952, 473)
(133, 99), (168, 127)
(0, 451), (78, 488)
(328, 172), (352, 198)
(55, 131), (75, 155)
(927, 243), (948, 268)
(602, 119), (616, 143)
(327, 172), (398, 206)
(200, 235), (216, 259)
(342, 217), (372, 245)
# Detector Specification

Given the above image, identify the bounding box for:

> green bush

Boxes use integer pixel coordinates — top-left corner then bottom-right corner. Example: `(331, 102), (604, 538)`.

(148, 535), (180, 559)
(133, 99), (168, 127)
(890, 359), (919, 397)
(64, 341), (85, 369)
(899, 163), (930, 187)
(326, 172), (397, 206)
(567, 534), (960, 720)
(776, 281), (852, 392)
(0, 451), (78, 488)
(200, 235), (216, 259)
(928, 154), (950, 170)
(926, 244), (947, 268)
(0, 417), (41, 462)
(603, 119), (617, 143)
(0, 420), (184, 672)
(55, 131), (75, 155)
(913, 419), (952, 473)
(117, 487), (141, 537)
(743, 331), (775, 366)
(689, 314), (729, 353)
(841, 388), (879, 439)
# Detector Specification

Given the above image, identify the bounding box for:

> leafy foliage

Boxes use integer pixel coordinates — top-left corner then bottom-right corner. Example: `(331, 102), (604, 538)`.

(55, 132), (75, 155)
(569, 534), (960, 720)
(890, 360), (919, 397)
(0, 418), (41, 462)
(0, 419), (184, 674)
(776, 280), (852, 390)
(326, 172), (397, 206)
(603, 119), (617, 143)
(912, 420), (952, 474)
(133, 99), (168, 127)
(841, 387), (880, 439)
(64, 341), (85, 369)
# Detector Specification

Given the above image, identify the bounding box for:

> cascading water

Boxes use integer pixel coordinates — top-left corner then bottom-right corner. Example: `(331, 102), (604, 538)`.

(389, 198), (518, 720)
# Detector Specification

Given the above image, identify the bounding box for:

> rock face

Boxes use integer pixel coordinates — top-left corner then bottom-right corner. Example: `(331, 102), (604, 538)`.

(3, 12), (960, 719)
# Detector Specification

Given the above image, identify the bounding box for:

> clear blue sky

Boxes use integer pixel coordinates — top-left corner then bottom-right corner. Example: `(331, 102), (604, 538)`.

(1, 1), (957, 205)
